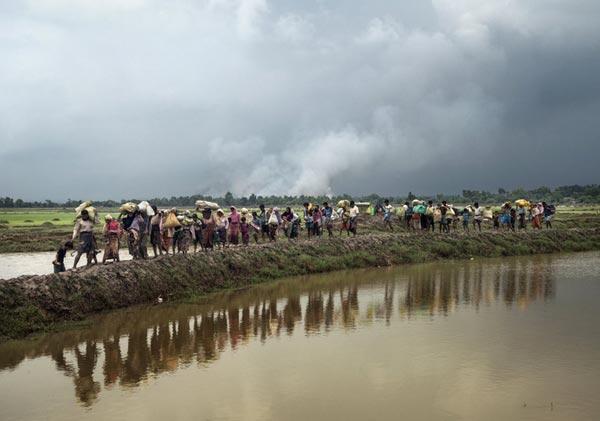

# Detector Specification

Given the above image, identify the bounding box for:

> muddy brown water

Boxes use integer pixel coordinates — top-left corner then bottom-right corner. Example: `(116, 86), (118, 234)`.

(1, 252), (599, 421)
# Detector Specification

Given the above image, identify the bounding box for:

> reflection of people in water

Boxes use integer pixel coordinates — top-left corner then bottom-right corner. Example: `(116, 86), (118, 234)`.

(73, 341), (101, 406)
(103, 337), (122, 386)
(3, 260), (558, 407)
(283, 296), (302, 334)
(305, 292), (324, 333)
(122, 329), (151, 385)
(325, 291), (335, 331)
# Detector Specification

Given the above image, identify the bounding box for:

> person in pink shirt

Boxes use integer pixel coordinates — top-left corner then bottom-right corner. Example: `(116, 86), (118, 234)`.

(312, 207), (322, 237)
(228, 206), (241, 245)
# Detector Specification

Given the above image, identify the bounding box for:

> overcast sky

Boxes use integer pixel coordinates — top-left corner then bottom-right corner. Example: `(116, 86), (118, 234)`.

(1, 0), (599, 201)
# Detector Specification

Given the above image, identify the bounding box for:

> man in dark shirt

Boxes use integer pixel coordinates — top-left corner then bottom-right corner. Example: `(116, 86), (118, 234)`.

(258, 204), (268, 240)
(53, 240), (73, 273)
(322, 202), (334, 237)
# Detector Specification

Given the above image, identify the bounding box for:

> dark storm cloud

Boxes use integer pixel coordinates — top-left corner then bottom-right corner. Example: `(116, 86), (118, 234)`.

(0, 0), (599, 200)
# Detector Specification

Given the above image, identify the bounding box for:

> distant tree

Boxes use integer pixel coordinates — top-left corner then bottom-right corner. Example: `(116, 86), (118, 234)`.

(224, 191), (234, 206)
(3, 197), (14, 208)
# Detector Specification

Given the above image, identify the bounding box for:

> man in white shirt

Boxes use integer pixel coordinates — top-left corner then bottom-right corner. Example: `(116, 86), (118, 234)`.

(473, 202), (483, 232)
(349, 201), (359, 236)
(383, 199), (394, 231)
(72, 209), (96, 269)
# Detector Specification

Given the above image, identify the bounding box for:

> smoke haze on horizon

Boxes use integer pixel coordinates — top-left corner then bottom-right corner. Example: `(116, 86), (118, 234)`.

(1, 0), (599, 201)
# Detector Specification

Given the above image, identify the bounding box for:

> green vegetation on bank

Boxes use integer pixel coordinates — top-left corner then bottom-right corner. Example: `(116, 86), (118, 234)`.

(1, 228), (600, 341)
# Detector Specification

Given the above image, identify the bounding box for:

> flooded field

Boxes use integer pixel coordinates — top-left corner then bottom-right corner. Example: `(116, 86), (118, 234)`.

(0, 252), (599, 420)
(0, 250), (133, 279)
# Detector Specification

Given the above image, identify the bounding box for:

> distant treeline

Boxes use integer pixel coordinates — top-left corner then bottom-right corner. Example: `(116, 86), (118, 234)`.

(1, 184), (599, 209)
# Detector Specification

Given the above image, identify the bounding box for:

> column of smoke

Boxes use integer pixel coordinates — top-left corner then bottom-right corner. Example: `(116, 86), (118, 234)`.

(203, 106), (426, 197)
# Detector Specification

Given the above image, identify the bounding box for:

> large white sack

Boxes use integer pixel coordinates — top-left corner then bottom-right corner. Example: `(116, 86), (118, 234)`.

(75, 201), (92, 215)
(195, 200), (220, 210)
(138, 201), (155, 216)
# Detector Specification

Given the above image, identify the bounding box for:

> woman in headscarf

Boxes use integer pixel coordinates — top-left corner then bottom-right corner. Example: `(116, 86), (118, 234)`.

(102, 214), (122, 264)
(228, 206), (241, 245)
(531, 203), (543, 229)
(201, 208), (216, 250)
(215, 209), (229, 248)
(268, 207), (281, 241)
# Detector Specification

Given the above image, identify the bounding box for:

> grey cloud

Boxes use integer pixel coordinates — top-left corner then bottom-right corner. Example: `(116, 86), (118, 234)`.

(1, 0), (599, 201)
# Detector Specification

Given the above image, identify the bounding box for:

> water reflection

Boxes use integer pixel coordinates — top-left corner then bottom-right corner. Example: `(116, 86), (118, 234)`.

(0, 257), (556, 407)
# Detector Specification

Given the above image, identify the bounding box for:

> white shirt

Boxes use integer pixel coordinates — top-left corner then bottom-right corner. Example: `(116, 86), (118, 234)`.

(72, 219), (94, 239)
(349, 206), (359, 218)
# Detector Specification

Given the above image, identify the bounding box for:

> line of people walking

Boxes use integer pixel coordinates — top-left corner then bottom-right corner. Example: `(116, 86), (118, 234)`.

(56, 198), (555, 272)
(58, 200), (362, 271)
(379, 200), (556, 233)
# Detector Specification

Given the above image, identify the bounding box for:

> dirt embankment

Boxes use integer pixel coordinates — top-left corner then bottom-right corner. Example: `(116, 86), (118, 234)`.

(1, 228), (599, 341)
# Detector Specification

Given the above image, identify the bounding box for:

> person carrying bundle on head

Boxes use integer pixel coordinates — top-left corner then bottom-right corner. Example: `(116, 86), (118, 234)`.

(268, 207), (281, 241)
(72, 209), (96, 269)
(177, 211), (195, 254)
(516, 200), (528, 230)
(439, 203), (450, 233)
(102, 214), (122, 264)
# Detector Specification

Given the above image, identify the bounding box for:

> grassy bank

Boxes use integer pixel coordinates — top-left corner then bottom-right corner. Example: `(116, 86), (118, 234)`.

(1, 228), (600, 341)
